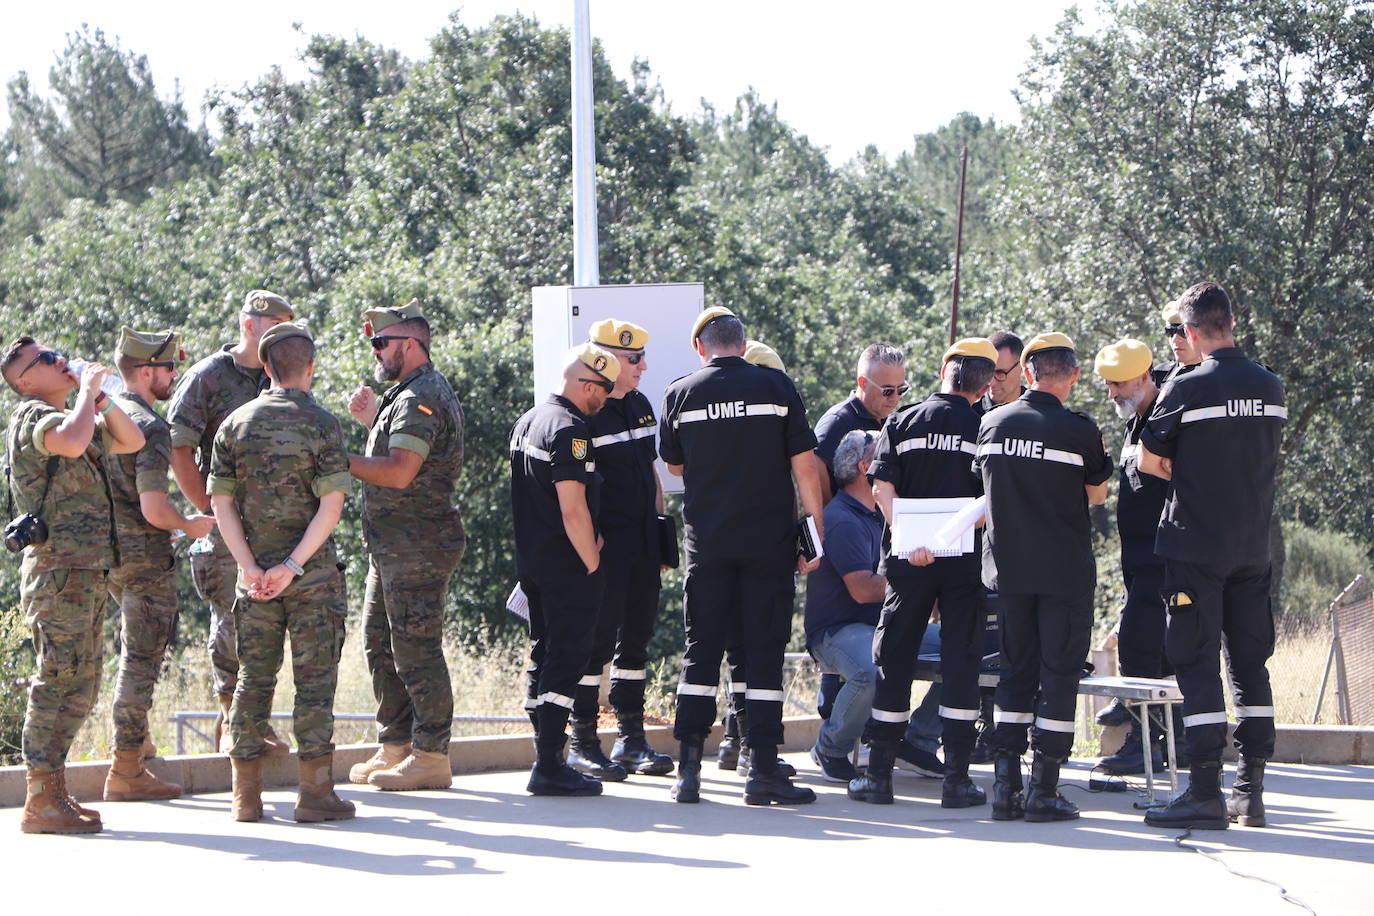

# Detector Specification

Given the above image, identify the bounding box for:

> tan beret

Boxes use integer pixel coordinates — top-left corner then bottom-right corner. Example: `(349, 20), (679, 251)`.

(242, 289), (294, 319)
(943, 337), (998, 365)
(257, 322), (313, 364)
(1020, 331), (1077, 368)
(569, 342), (621, 384)
(1094, 338), (1153, 382)
(743, 339), (786, 372)
(363, 299), (425, 336)
(689, 306), (736, 348)
(590, 318), (649, 351)
(117, 327), (182, 364)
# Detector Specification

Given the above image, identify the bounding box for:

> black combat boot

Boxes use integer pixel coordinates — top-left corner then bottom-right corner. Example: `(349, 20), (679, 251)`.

(971, 692), (996, 764)
(1099, 721), (1164, 775)
(717, 711), (741, 771)
(1227, 757), (1267, 827)
(1024, 753), (1079, 822)
(1144, 760), (1228, 830)
(847, 740), (896, 805)
(610, 714), (674, 776)
(744, 745), (815, 806)
(991, 752), (1025, 821)
(672, 738), (704, 803)
(528, 711), (602, 797)
(941, 747), (987, 809)
(567, 720), (628, 781)
(1095, 697), (1132, 727)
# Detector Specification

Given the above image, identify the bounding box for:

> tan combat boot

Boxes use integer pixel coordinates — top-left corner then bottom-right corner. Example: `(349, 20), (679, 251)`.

(348, 742), (411, 784)
(230, 756), (264, 822)
(261, 724), (292, 757)
(294, 755), (356, 822)
(53, 767), (101, 819)
(366, 748), (453, 791)
(140, 736), (158, 759)
(104, 747), (183, 801)
(20, 769), (101, 834)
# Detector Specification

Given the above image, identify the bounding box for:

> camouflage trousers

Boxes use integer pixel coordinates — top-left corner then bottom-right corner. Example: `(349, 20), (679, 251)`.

(191, 533), (238, 697)
(229, 568), (347, 762)
(362, 548), (462, 753)
(108, 556), (179, 750)
(19, 561), (108, 772)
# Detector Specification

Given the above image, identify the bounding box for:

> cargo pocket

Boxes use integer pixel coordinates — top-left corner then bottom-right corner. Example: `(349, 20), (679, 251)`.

(1163, 590), (1200, 668)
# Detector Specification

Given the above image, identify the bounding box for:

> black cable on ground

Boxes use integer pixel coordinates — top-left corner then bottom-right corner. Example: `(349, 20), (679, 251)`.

(1171, 827), (1316, 915)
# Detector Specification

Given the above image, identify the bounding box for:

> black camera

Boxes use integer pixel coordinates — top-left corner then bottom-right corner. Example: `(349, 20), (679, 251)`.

(4, 513), (48, 552)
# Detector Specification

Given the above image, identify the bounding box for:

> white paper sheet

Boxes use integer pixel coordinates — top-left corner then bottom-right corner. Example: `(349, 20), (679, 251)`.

(890, 496), (980, 557)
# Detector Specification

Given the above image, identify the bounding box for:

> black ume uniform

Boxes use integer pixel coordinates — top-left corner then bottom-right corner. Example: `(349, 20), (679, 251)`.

(510, 395), (604, 750)
(1139, 347), (1284, 764)
(1114, 403), (1171, 679)
(865, 393), (985, 755)
(975, 390), (1112, 759)
(572, 389), (662, 723)
(658, 356), (815, 752)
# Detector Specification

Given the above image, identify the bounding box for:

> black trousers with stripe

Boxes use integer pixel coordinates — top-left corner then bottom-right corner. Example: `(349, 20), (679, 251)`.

(1163, 558), (1275, 763)
(1118, 539), (1169, 679)
(992, 585), (1093, 760)
(524, 571), (602, 753)
(865, 563), (984, 754)
(674, 552), (794, 748)
(571, 543), (661, 723)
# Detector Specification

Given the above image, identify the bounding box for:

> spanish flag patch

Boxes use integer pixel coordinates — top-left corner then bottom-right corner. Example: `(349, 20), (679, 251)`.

(416, 403), (434, 416)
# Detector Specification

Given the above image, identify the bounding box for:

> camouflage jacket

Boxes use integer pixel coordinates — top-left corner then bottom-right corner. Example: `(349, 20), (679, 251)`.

(206, 388), (352, 586)
(104, 392), (174, 564)
(362, 364), (465, 554)
(6, 398), (116, 572)
(167, 346), (269, 475)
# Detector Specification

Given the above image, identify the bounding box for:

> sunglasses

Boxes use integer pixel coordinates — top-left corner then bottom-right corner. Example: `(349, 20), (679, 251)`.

(863, 377), (909, 398)
(370, 335), (430, 355)
(579, 377), (615, 393)
(19, 349), (63, 378)
(625, 352), (644, 365)
(130, 361), (177, 370)
(1164, 324), (1186, 338)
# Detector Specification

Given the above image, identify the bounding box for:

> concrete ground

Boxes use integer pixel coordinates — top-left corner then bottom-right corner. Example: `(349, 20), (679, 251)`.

(3, 756), (1370, 915)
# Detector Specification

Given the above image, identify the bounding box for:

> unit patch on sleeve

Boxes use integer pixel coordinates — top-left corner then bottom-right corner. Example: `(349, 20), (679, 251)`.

(572, 438), (588, 460)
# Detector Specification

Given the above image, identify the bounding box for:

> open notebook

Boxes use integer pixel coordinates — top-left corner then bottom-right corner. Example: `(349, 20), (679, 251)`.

(890, 496), (983, 557)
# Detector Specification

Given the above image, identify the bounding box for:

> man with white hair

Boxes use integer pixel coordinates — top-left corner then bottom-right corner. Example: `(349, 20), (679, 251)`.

(813, 343), (908, 501)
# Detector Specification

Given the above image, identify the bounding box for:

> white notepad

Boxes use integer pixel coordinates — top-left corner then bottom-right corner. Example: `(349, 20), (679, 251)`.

(890, 496), (982, 557)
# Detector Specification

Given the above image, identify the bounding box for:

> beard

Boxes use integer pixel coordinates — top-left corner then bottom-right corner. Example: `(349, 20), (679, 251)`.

(1112, 392), (1144, 419)
(373, 355), (402, 383)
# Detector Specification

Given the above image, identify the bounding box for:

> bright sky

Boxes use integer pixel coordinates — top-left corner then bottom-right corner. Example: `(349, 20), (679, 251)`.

(2, 1), (1093, 161)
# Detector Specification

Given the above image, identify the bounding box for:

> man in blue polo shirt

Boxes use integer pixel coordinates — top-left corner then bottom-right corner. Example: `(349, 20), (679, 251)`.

(805, 430), (883, 782)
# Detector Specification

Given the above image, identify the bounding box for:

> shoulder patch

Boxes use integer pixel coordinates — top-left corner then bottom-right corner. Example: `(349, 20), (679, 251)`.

(571, 438), (588, 460)
(416, 403), (434, 416)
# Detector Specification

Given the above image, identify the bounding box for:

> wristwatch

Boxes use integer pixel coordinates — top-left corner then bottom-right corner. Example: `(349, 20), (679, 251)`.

(282, 557), (305, 576)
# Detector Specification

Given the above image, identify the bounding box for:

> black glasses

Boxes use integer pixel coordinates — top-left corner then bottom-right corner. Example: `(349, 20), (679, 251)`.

(578, 377), (615, 393)
(863, 377), (909, 398)
(993, 367), (1015, 380)
(19, 349), (62, 378)
(1164, 324), (1186, 338)
(625, 353), (643, 365)
(370, 335), (430, 355)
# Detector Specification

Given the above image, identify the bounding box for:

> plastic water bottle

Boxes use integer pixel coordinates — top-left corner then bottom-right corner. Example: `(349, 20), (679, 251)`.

(68, 359), (125, 398)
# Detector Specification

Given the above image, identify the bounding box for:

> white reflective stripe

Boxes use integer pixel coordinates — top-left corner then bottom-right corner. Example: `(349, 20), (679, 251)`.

(584, 461), (596, 472)
(728, 682), (747, 694)
(1183, 711), (1230, 727)
(977, 443), (1004, 457)
(939, 705), (981, 721)
(510, 437), (552, 463)
(1264, 405), (1287, 419)
(591, 427), (655, 448)
(870, 708), (910, 723)
(610, 667), (646, 681)
(1235, 705), (1274, 719)
(523, 697), (538, 709)
(677, 683), (716, 697)
(745, 688), (785, 702)
(745, 404), (789, 417)
(1035, 716), (1076, 734)
(537, 692), (575, 709)
(959, 440), (978, 455)
(993, 707), (1034, 725)
(895, 436), (927, 454)
(577, 674), (601, 687)
(1041, 448), (1085, 467)
(675, 409), (709, 427)
(1181, 406), (1228, 424)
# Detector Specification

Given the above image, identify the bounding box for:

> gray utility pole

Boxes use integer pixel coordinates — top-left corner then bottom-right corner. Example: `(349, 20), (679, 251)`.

(571, 0), (600, 286)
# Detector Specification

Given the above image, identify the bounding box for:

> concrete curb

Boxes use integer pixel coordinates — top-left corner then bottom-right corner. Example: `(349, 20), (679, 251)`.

(0, 717), (824, 808)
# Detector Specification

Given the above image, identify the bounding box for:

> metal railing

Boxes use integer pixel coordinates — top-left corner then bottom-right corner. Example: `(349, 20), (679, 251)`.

(169, 712), (530, 755)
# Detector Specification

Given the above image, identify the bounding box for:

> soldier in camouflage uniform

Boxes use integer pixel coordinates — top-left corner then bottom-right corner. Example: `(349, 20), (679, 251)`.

(207, 322), (354, 823)
(345, 300), (465, 791)
(102, 328), (218, 802)
(168, 289), (293, 754)
(3, 337), (145, 834)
